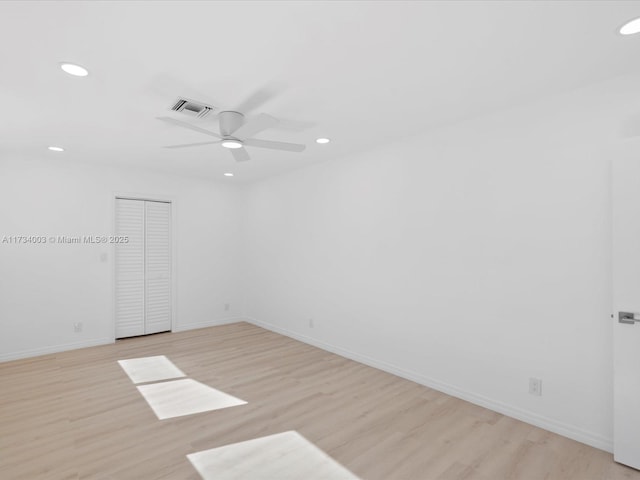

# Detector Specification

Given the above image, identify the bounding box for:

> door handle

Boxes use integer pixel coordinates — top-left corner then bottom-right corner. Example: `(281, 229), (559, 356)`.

(619, 312), (640, 324)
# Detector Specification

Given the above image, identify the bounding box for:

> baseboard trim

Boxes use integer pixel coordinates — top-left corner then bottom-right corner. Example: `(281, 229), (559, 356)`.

(246, 317), (613, 453)
(173, 316), (244, 332)
(0, 337), (114, 363)
(1, 318), (245, 362)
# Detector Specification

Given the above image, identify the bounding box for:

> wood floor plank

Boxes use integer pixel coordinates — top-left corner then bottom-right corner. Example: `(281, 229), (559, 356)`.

(0, 322), (639, 479)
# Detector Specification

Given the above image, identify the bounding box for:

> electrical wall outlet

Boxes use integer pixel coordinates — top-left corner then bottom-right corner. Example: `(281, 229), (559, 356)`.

(74, 322), (83, 333)
(224, 303), (230, 311)
(309, 318), (314, 328)
(529, 377), (542, 396)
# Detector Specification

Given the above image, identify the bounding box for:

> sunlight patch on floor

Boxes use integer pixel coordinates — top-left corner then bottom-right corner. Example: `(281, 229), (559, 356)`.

(187, 431), (359, 480)
(137, 378), (247, 420)
(117, 355), (186, 384)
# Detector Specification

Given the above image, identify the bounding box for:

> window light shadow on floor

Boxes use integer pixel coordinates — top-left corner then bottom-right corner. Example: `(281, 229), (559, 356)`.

(137, 378), (247, 420)
(187, 430), (360, 480)
(117, 355), (186, 384)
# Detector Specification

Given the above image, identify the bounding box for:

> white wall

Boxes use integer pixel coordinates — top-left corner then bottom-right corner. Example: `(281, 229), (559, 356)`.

(3, 72), (639, 453)
(241, 73), (640, 452)
(0, 157), (243, 360)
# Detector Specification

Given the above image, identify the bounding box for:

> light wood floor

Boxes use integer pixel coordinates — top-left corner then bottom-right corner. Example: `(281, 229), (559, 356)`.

(1, 322), (639, 480)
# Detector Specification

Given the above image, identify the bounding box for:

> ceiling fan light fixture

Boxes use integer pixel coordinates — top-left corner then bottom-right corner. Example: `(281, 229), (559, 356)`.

(221, 140), (243, 149)
(619, 17), (640, 35)
(316, 138), (330, 144)
(59, 62), (89, 77)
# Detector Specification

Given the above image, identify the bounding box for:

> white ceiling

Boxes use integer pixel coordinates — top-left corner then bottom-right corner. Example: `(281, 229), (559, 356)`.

(1, 1), (639, 183)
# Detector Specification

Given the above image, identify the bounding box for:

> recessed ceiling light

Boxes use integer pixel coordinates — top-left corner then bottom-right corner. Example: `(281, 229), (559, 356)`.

(48, 146), (64, 152)
(221, 140), (243, 149)
(59, 62), (89, 77)
(316, 138), (330, 144)
(619, 17), (640, 35)
(224, 173), (234, 177)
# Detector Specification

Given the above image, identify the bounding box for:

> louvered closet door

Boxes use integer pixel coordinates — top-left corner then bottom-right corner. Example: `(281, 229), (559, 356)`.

(115, 199), (145, 338)
(144, 201), (172, 334)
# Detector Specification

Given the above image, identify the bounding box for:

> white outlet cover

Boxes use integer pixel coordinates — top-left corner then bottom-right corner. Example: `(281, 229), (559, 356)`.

(187, 431), (359, 480)
(529, 378), (542, 396)
(118, 355), (186, 384)
(137, 378), (247, 420)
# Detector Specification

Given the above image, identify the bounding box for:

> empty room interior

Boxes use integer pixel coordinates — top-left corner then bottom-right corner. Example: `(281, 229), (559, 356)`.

(3, 1), (640, 479)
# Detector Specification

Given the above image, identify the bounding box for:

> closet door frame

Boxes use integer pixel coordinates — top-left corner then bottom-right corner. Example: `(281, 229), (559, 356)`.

(111, 193), (177, 340)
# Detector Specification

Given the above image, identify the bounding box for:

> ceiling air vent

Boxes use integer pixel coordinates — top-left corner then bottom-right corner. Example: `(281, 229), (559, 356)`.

(170, 97), (216, 119)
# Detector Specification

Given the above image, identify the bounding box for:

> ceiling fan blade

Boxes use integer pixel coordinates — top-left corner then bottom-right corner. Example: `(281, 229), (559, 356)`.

(230, 147), (251, 162)
(163, 141), (221, 149)
(232, 113), (279, 139)
(244, 138), (306, 152)
(157, 116), (222, 139)
(235, 83), (283, 115)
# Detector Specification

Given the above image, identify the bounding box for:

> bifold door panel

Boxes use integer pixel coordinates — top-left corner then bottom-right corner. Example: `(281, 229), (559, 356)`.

(115, 198), (171, 338)
(144, 201), (171, 334)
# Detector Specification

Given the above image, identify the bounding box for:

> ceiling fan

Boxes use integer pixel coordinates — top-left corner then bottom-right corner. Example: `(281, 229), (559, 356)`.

(157, 111), (306, 162)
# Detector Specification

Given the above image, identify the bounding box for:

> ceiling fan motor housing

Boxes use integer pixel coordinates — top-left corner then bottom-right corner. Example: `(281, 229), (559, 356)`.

(219, 111), (245, 137)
